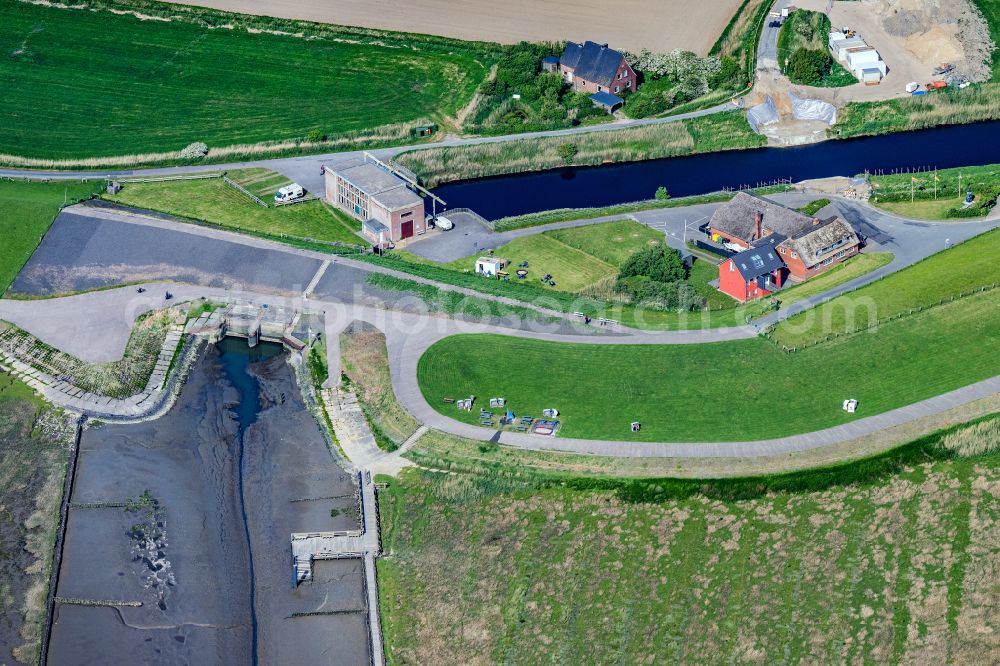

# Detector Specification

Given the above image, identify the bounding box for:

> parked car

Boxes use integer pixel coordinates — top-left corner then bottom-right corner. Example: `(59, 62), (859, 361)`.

(432, 215), (454, 230)
(275, 183), (305, 203)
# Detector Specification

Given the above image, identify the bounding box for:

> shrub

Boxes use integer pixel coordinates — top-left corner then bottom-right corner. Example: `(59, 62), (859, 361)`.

(180, 141), (208, 159)
(306, 129), (326, 143)
(655, 186), (670, 200)
(786, 47), (831, 85)
(557, 143), (578, 164)
(619, 245), (687, 283)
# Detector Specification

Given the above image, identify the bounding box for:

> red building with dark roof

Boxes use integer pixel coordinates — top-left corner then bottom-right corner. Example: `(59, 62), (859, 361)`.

(558, 41), (636, 96)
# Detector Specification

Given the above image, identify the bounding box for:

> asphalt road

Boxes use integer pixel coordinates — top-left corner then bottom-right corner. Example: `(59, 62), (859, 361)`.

(3, 198), (999, 459)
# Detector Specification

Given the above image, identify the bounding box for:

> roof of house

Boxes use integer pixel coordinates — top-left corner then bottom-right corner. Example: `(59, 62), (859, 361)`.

(560, 41), (627, 87)
(729, 240), (786, 281)
(363, 218), (389, 235)
(477, 256), (503, 265)
(590, 91), (624, 108)
(335, 162), (423, 211)
(542, 55), (560, 64)
(780, 217), (860, 268)
(709, 192), (818, 243)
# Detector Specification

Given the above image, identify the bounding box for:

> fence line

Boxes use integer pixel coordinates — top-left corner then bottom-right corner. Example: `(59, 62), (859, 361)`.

(117, 173), (221, 184)
(223, 175), (268, 207)
(763, 282), (999, 353)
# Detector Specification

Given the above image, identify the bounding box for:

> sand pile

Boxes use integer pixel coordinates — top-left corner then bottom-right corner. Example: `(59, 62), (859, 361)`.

(872, 0), (993, 81)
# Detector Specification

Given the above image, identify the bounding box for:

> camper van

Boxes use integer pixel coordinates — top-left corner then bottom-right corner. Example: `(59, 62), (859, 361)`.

(274, 183), (305, 203)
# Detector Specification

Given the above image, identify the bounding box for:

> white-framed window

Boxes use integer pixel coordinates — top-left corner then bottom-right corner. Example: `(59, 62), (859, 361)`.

(614, 85), (620, 93)
(791, 252), (798, 259)
(779, 247), (786, 254)
(729, 261), (734, 272)
(625, 80), (631, 88)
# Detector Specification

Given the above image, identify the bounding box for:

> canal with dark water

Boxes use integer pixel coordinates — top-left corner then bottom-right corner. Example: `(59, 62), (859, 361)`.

(433, 120), (1000, 220)
(48, 340), (369, 665)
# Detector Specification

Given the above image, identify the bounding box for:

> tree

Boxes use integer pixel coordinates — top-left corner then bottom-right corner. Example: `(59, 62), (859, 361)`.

(619, 246), (687, 283)
(557, 143), (578, 164)
(655, 186), (670, 200)
(786, 47), (832, 85)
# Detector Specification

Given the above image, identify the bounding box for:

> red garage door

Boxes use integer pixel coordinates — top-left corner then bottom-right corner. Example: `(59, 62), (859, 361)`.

(401, 220), (413, 239)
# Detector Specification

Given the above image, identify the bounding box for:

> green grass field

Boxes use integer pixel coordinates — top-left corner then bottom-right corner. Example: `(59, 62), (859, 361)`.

(0, 0), (490, 160)
(446, 235), (616, 293)
(417, 285), (1000, 441)
(0, 179), (102, 293)
(445, 220), (666, 293)
(105, 169), (362, 245)
(773, 228), (1000, 348)
(870, 163), (1000, 219)
(543, 219), (665, 266)
(379, 427), (1000, 663)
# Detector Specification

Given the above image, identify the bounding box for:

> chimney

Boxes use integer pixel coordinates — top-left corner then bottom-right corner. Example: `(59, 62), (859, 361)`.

(754, 210), (763, 240)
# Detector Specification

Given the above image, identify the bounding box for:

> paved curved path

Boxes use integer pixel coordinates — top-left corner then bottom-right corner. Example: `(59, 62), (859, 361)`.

(3, 279), (999, 460)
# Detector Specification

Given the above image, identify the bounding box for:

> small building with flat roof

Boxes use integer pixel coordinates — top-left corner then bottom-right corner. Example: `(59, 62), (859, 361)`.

(590, 91), (624, 113)
(325, 161), (425, 246)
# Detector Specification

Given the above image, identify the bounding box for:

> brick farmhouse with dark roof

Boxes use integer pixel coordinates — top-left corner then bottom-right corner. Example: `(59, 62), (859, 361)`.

(558, 41), (636, 96)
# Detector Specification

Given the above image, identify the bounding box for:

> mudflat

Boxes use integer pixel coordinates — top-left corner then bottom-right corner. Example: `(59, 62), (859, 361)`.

(47, 341), (369, 664)
(159, 0), (741, 54)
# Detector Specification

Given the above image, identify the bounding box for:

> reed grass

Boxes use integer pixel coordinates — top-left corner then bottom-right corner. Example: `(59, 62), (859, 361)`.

(833, 85), (1000, 139)
(940, 418), (1000, 457)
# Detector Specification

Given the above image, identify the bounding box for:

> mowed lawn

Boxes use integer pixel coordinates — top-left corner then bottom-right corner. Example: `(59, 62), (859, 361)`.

(773, 228), (1000, 348)
(0, 179), (102, 293)
(445, 219), (664, 292)
(417, 288), (1000, 441)
(105, 169), (362, 244)
(0, 0), (490, 159)
(543, 218), (665, 266)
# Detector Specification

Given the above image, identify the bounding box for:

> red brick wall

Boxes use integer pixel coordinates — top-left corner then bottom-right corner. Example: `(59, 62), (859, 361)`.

(561, 57), (636, 95)
(718, 260), (776, 302)
(779, 243), (858, 281)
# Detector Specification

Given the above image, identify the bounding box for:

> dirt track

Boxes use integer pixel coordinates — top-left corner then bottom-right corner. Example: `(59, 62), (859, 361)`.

(159, 0), (742, 53)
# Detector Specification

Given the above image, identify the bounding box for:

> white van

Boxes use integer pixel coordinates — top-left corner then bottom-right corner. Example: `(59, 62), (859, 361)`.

(274, 183), (305, 203)
(433, 215), (454, 230)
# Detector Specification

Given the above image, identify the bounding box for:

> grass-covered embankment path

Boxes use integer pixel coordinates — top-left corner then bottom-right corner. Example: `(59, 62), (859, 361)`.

(0, 0), (492, 161)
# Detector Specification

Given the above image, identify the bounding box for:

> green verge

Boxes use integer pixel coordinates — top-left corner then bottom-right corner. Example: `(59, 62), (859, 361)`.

(417, 287), (1000, 442)
(104, 169), (362, 245)
(364, 273), (558, 323)
(869, 162), (1000, 219)
(772, 226), (1000, 348)
(396, 111), (764, 187)
(974, 0), (1000, 80)
(378, 416), (1000, 663)
(0, 0), (493, 160)
(0, 179), (102, 294)
(776, 9), (855, 87)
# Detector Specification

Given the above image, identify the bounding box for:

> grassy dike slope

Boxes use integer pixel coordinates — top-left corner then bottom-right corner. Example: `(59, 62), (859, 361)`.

(0, 0), (490, 160)
(378, 420), (1000, 664)
(418, 288), (1000, 442)
(0, 180), (102, 294)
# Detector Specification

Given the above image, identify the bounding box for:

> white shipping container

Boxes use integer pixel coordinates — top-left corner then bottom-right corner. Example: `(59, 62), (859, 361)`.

(836, 39), (868, 61)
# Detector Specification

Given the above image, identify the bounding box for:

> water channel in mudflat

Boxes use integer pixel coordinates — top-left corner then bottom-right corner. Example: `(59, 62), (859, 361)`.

(47, 338), (370, 665)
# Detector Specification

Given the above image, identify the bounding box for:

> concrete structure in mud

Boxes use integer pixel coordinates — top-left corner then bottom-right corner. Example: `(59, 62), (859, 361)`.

(188, 302), (307, 350)
(291, 471), (385, 666)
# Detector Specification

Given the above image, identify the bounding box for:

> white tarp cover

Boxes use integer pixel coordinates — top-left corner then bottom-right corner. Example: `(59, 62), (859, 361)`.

(789, 92), (837, 125)
(746, 95), (779, 134)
